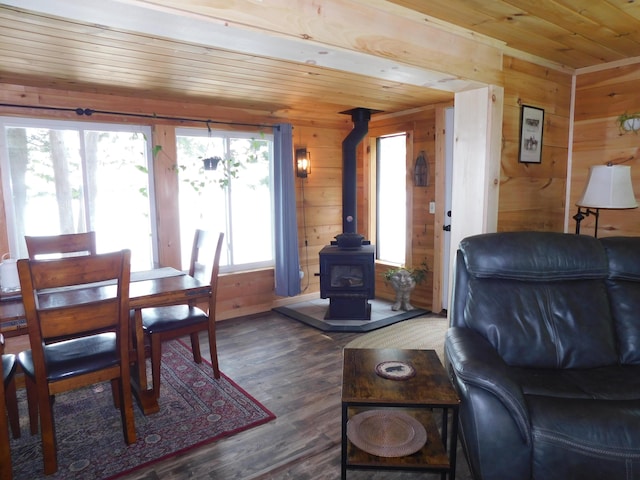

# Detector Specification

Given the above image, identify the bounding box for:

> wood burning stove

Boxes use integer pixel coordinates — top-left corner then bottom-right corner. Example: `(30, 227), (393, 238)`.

(319, 244), (375, 320)
(318, 107), (377, 320)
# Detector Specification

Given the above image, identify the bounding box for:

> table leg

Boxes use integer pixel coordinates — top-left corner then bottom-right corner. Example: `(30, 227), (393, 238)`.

(341, 403), (348, 480)
(441, 407), (448, 450)
(130, 308), (159, 415)
(449, 407), (459, 480)
(133, 309), (147, 390)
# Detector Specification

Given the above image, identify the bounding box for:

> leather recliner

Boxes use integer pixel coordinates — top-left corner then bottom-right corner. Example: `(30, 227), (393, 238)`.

(445, 231), (640, 480)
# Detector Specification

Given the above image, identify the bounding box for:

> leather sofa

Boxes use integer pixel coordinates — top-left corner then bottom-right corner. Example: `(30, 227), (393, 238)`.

(445, 231), (640, 480)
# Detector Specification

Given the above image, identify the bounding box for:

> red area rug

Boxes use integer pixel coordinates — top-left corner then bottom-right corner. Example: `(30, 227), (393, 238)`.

(9, 340), (275, 479)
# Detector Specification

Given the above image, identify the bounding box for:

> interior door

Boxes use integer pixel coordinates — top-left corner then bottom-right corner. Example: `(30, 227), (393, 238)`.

(442, 107), (454, 310)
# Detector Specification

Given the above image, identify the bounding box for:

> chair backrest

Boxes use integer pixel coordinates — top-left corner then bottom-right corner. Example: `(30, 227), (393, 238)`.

(17, 249), (131, 353)
(188, 230), (224, 316)
(25, 231), (97, 260)
(601, 236), (640, 365)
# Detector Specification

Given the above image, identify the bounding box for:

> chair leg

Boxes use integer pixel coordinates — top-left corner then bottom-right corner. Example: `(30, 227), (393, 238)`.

(5, 375), (20, 438)
(38, 390), (58, 474)
(0, 419), (11, 480)
(115, 374), (136, 444)
(110, 378), (121, 409)
(0, 367), (12, 480)
(150, 334), (163, 400)
(206, 325), (220, 380)
(190, 332), (202, 363)
(24, 374), (39, 435)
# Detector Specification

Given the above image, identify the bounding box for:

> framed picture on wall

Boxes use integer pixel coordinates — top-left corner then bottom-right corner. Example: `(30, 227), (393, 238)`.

(518, 105), (544, 164)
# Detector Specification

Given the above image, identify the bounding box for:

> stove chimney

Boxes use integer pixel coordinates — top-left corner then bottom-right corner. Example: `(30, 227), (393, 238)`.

(341, 108), (372, 234)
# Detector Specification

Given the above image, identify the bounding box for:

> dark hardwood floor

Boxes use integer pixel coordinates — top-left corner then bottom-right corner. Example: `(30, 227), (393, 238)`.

(123, 312), (473, 479)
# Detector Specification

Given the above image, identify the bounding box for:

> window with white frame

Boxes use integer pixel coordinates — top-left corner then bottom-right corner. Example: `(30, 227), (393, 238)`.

(0, 117), (156, 271)
(376, 133), (407, 265)
(175, 128), (274, 272)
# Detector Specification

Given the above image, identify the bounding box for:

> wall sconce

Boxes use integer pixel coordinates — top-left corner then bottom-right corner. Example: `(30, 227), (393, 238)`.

(296, 148), (310, 178)
(573, 164), (637, 237)
(414, 150), (429, 187)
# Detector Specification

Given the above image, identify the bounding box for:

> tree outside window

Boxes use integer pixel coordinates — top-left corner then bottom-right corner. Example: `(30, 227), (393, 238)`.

(1, 118), (154, 270)
(175, 128), (274, 272)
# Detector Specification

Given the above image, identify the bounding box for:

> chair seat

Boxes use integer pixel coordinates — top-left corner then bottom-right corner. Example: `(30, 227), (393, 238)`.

(3, 354), (16, 385)
(18, 332), (118, 382)
(141, 305), (208, 334)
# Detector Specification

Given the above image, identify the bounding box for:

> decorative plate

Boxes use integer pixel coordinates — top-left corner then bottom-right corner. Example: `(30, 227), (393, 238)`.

(346, 410), (427, 457)
(375, 360), (415, 380)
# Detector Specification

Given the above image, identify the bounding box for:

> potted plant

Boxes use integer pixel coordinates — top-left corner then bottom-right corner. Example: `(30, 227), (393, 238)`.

(616, 112), (640, 134)
(382, 261), (428, 311)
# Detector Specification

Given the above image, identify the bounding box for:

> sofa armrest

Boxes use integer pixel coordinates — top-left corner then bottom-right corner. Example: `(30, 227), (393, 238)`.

(445, 326), (531, 444)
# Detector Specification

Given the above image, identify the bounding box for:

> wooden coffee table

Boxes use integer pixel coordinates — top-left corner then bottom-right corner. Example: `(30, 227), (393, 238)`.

(341, 348), (460, 479)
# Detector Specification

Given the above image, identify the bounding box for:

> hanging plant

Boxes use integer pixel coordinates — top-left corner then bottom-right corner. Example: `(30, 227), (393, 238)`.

(154, 128), (265, 192)
(616, 112), (640, 134)
(202, 156), (222, 171)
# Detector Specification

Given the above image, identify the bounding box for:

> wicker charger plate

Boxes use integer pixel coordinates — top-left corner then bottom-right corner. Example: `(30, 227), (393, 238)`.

(346, 410), (427, 457)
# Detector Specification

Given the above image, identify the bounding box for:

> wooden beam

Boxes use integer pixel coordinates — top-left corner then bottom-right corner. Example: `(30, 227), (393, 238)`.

(8, 0), (502, 91)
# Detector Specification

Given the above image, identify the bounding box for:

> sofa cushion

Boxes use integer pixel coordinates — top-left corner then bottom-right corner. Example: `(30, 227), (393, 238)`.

(465, 277), (617, 368)
(460, 232), (616, 369)
(529, 395), (640, 480)
(602, 237), (640, 365)
(514, 365), (640, 400)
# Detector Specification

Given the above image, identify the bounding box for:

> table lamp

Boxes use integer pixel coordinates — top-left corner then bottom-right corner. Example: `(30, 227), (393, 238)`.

(573, 164), (637, 237)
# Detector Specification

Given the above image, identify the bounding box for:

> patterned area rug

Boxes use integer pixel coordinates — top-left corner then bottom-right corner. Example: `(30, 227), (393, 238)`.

(9, 340), (275, 480)
(345, 315), (449, 362)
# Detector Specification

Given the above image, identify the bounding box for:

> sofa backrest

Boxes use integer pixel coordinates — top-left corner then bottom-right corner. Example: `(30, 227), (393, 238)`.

(450, 231), (617, 369)
(601, 237), (640, 365)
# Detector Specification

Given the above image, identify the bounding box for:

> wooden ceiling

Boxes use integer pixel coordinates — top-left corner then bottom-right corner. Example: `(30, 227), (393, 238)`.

(392, 0), (640, 69)
(1, 0), (639, 122)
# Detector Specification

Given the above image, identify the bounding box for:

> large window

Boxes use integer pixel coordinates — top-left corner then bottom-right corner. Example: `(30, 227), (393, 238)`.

(0, 118), (155, 271)
(376, 133), (407, 265)
(175, 128), (274, 272)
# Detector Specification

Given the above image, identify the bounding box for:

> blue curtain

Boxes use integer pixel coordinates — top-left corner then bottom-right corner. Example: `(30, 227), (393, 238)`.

(273, 123), (301, 296)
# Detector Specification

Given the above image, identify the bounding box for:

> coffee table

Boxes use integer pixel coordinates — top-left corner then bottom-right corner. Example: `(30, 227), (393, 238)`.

(341, 348), (460, 479)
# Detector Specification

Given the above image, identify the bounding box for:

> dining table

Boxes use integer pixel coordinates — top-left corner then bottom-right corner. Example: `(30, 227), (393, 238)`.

(0, 267), (211, 415)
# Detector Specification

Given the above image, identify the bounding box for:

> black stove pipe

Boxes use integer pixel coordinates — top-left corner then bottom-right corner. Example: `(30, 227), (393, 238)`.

(341, 108), (371, 234)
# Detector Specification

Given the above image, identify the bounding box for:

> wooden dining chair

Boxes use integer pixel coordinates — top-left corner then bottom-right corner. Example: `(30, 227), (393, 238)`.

(141, 230), (224, 399)
(24, 231), (97, 259)
(16, 250), (136, 475)
(0, 334), (15, 480)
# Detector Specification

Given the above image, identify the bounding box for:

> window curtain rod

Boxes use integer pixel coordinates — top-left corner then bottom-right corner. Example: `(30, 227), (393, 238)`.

(0, 102), (278, 130)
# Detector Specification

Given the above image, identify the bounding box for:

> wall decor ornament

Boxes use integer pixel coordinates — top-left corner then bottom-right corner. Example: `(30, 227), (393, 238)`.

(518, 105), (544, 164)
(413, 151), (429, 186)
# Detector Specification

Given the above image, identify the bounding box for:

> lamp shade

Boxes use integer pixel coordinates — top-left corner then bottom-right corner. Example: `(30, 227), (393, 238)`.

(576, 165), (638, 209)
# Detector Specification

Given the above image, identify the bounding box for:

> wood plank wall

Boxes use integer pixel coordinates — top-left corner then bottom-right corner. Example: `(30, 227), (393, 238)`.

(499, 56), (572, 232)
(0, 53), (607, 320)
(294, 124), (349, 295)
(572, 63), (640, 238)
